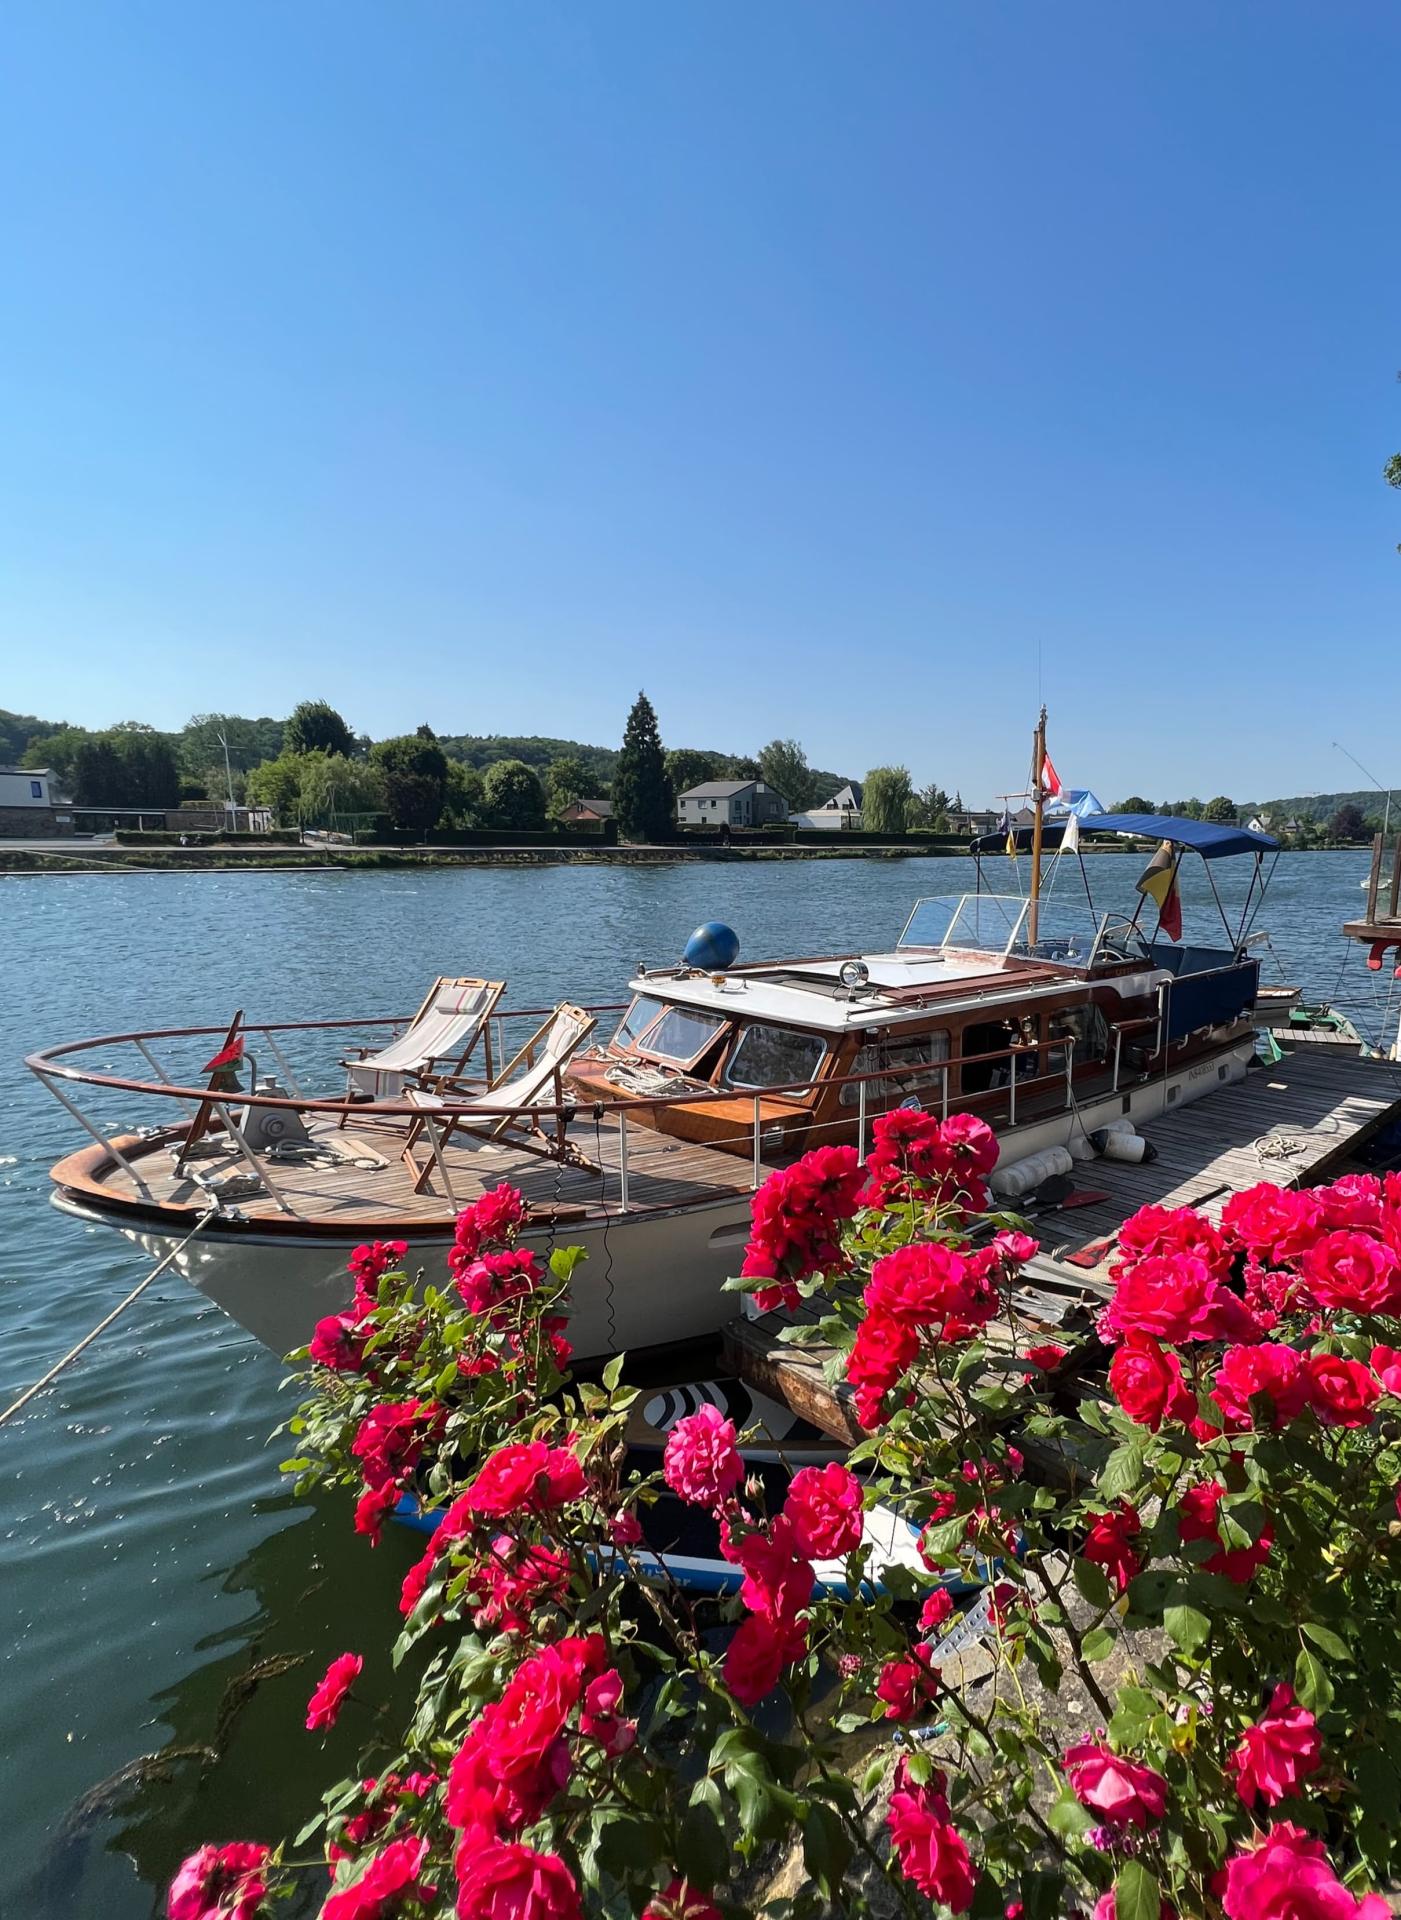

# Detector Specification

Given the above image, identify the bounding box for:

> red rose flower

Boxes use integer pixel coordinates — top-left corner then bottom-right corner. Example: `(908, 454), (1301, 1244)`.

(354, 1481), (399, 1547)
(453, 1187), (527, 1261)
(876, 1646), (941, 1721)
(1104, 1252), (1260, 1345)
(1371, 1344), (1401, 1395)
(886, 1766), (976, 1912)
(662, 1403), (742, 1510)
(1221, 1184), (1323, 1263)
(1216, 1823), (1389, 1920)
(310, 1312), (371, 1373)
(455, 1842), (583, 1920)
(1301, 1231), (1401, 1315)
(1177, 1480), (1273, 1583)
(1305, 1353), (1380, 1429)
(1023, 1341), (1067, 1373)
(1116, 1204), (1230, 1277)
(1062, 1740), (1168, 1829)
(324, 1835), (436, 1920)
(446, 1637), (603, 1838)
(782, 1461), (864, 1560)
(1228, 1683), (1322, 1809)
(465, 1441), (586, 1518)
(306, 1651), (364, 1731)
(846, 1311), (919, 1429)
(723, 1610), (807, 1707)
(1083, 1502), (1142, 1594)
(919, 1586), (955, 1636)
(1109, 1331), (1194, 1429)
(168, 1843), (270, 1920)
(864, 1242), (997, 1338)
(1212, 1341), (1309, 1432)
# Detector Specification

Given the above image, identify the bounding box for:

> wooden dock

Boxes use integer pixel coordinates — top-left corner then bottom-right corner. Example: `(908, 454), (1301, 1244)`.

(723, 1047), (1401, 1446)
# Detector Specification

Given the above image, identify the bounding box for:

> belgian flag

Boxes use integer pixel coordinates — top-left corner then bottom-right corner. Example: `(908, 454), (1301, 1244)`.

(1136, 842), (1182, 941)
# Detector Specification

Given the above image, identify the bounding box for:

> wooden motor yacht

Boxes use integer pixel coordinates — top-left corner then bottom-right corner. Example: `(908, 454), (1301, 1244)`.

(30, 720), (1287, 1365)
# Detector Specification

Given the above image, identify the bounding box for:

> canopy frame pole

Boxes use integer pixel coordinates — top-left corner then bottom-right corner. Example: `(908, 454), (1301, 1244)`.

(1028, 706), (1047, 948)
(1202, 852), (1233, 948)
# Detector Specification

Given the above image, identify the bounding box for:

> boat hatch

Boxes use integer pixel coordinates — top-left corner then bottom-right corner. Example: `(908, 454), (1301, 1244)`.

(612, 996), (729, 1069)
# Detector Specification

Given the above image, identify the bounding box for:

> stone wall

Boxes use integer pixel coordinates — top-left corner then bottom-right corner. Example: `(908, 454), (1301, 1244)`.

(0, 806), (73, 837)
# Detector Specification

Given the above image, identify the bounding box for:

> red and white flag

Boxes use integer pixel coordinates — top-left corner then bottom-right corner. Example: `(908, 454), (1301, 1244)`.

(1041, 751), (1062, 798)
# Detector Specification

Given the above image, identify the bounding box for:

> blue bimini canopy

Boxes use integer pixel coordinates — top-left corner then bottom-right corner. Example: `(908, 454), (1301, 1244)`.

(971, 812), (1279, 859)
(1077, 813), (1280, 859)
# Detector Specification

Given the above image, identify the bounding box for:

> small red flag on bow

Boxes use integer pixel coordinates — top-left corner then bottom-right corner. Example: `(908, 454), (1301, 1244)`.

(202, 1035), (244, 1073)
(1041, 751), (1062, 798)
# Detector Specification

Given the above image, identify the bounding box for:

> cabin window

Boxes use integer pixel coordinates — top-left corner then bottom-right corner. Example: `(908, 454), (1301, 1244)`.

(840, 1031), (950, 1107)
(613, 996), (667, 1051)
(1047, 1003), (1110, 1073)
(642, 1004), (727, 1066)
(724, 1024), (826, 1092)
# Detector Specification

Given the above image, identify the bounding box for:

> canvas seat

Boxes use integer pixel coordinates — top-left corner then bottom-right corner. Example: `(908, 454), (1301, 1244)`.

(400, 1003), (598, 1199)
(343, 977), (505, 1101)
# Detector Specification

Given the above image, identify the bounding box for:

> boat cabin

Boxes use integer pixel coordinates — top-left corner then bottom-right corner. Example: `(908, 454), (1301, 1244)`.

(568, 893), (1262, 1159)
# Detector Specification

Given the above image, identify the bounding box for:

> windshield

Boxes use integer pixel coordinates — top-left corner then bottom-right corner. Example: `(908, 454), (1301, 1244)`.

(900, 896), (1029, 955)
(615, 997), (727, 1067)
(613, 995), (666, 1050)
(724, 1024), (827, 1093)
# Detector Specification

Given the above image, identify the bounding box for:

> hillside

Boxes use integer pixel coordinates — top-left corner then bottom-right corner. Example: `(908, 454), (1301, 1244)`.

(1243, 789), (1397, 824)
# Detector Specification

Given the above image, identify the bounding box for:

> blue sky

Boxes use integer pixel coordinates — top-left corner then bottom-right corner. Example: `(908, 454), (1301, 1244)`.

(2, 3), (1398, 805)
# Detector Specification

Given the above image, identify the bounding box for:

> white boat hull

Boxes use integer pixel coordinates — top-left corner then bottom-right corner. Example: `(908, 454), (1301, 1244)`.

(54, 1192), (757, 1364)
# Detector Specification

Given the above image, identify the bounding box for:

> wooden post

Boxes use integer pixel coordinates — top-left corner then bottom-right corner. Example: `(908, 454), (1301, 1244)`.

(1389, 834), (1401, 919)
(1028, 707), (1047, 948)
(1367, 833), (1384, 922)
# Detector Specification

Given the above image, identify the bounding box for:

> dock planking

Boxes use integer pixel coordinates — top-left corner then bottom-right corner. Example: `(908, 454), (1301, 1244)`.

(724, 1047), (1401, 1447)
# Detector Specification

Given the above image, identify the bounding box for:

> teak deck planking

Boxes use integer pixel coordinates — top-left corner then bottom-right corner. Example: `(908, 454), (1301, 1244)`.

(723, 1047), (1401, 1446)
(99, 1110), (757, 1229)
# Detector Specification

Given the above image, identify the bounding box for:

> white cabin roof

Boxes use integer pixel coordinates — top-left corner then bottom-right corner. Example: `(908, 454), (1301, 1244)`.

(626, 950), (1124, 1033)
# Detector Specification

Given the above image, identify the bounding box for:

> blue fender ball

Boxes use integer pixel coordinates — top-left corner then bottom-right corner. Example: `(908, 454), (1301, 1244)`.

(683, 922), (740, 970)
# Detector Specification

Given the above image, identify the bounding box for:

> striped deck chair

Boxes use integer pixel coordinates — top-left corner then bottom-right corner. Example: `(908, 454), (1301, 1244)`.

(401, 1002), (598, 1199)
(343, 977), (505, 1101)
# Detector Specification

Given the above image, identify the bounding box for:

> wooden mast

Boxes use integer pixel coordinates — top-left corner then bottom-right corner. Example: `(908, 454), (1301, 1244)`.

(1028, 706), (1047, 946)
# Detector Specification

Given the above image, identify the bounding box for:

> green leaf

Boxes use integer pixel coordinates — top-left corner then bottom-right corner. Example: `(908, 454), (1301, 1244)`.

(1072, 1557), (1115, 1610)
(801, 1802), (853, 1898)
(1098, 1439), (1146, 1501)
(1301, 1622), (1351, 1662)
(1047, 1790), (1094, 1838)
(1295, 1648), (1334, 1715)
(1081, 1626), (1116, 1662)
(1115, 1861), (1161, 1920)
(602, 1352), (626, 1391)
(676, 1801), (729, 1889)
(1163, 1604), (1211, 1657)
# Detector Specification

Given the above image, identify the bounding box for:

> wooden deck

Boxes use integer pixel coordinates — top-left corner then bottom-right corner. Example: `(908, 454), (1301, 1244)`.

(94, 1110), (758, 1232)
(724, 1046), (1401, 1445)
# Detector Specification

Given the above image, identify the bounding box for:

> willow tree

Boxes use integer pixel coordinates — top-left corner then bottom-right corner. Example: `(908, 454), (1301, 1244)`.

(862, 765), (915, 835)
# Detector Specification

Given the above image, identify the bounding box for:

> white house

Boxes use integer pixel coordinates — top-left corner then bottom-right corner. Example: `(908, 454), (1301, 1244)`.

(789, 781), (863, 831)
(0, 766), (75, 837)
(0, 767), (56, 808)
(677, 779), (788, 828)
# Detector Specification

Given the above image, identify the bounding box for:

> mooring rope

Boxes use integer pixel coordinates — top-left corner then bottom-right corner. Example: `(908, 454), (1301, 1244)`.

(0, 1206), (218, 1429)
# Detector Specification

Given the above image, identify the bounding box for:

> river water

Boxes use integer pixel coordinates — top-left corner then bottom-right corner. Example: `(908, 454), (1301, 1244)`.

(0, 851), (1392, 1914)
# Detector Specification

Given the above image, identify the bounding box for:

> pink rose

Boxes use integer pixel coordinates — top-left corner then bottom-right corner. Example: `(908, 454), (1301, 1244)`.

(455, 1842), (583, 1920)
(662, 1403), (742, 1510)
(1229, 1683), (1322, 1808)
(782, 1462), (864, 1559)
(306, 1651), (364, 1731)
(1301, 1231), (1401, 1314)
(1062, 1740), (1168, 1829)
(1217, 1822), (1389, 1920)
(1083, 1503), (1143, 1594)
(168, 1843), (270, 1920)
(886, 1771), (976, 1912)
(1371, 1345), (1401, 1395)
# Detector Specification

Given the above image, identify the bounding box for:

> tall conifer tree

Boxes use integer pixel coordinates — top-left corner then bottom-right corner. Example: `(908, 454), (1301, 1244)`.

(613, 692), (674, 842)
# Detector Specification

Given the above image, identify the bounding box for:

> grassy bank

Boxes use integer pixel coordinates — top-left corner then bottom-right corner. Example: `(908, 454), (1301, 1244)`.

(0, 840), (973, 875)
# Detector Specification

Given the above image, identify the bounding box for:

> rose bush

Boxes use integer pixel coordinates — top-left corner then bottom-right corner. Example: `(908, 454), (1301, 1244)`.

(168, 1119), (1401, 1918)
